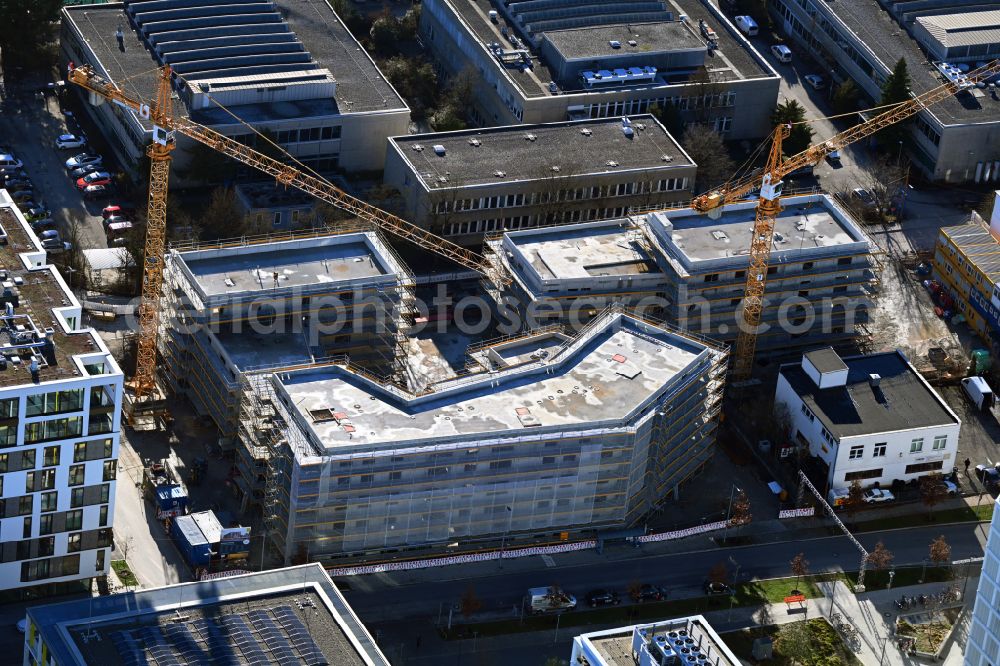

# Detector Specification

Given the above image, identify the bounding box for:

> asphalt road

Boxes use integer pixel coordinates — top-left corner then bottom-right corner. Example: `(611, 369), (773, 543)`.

(343, 521), (988, 625)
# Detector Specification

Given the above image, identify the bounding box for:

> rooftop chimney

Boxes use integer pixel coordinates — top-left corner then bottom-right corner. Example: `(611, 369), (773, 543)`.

(869, 373), (880, 387)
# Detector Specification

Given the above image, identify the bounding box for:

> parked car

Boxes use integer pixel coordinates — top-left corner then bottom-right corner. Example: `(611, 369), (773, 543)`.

(862, 488), (895, 504)
(10, 190), (34, 203)
(103, 214), (130, 229)
(102, 204), (136, 220)
(65, 153), (102, 170)
(941, 479), (959, 496)
(961, 376), (995, 412)
(2, 168), (28, 182)
(15, 618), (26, 634)
(30, 218), (56, 232)
(851, 187), (877, 209)
(0, 154), (23, 170)
(70, 164), (101, 179)
(23, 206), (49, 222)
(770, 44), (793, 63)
(827, 150), (842, 163)
(975, 464), (1000, 494)
(585, 589), (620, 607)
(76, 171), (112, 191)
(735, 15), (759, 36)
(4, 179), (32, 193)
(803, 74), (826, 90)
(41, 238), (71, 253)
(82, 184), (112, 200)
(703, 581), (732, 595)
(55, 133), (86, 150)
(632, 583), (664, 602)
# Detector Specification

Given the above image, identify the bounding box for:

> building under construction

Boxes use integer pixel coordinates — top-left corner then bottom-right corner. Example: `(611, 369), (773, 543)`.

(486, 193), (881, 354)
(160, 230), (413, 442)
(239, 307), (726, 562)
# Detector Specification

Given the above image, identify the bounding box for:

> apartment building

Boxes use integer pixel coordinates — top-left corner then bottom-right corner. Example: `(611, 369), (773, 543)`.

(571, 615), (739, 666)
(775, 348), (961, 493)
(965, 495), (1000, 666)
(23, 564), (389, 666)
(487, 194), (880, 353)
(240, 308), (726, 562)
(933, 192), (1000, 351)
(160, 230), (413, 444)
(383, 115), (696, 244)
(0, 192), (123, 596)
(61, 0), (409, 179)
(769, 0), (1000, 183)
(420, 0), (780, 138)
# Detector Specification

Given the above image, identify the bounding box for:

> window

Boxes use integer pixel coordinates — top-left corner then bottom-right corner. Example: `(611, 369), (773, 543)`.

(39, 514), (53, 535)
(25, 389), (83, 416)
(43, 445), (60, 467)
(844, 468), (882, 481)
(96, 549), (105, 572)
(67, 533), (81, 553)
(19, 495), (32, 516)
(837, 257), (852, 266)
(905, 461), (944, 474)
(932, 435), (947, 450)
(103, 460), (117, 481)
(910, 438), (924, 453)
(873, 443), (886, 457)
(26, 469), (56, 492)
(24, 416), (82, 443)
(69, 464), (85, 487)
(99, 505), (109, 527)
(71, 488), (85, 508)
(41, 491), (57, 512)
(0, 397), (17, 418)
(65, 510), (83, 531)
(22, 516), (32, 539)
(489, 460), (512, 470)
(704, 273), (719, 283)
(849, 445), (864, 460)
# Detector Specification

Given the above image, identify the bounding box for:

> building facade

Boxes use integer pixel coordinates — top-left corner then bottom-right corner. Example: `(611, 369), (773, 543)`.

(23, 564), (389, 666)
(384, 116), (696, 244)
(965, 495), (1000, 666)
(487, 194), (880, 352)
(420, 0), (780, 138)
(240, 308), (726, 562)
(933, 192), (1000, 352)
(571, 615), (740, 666)
(775, 348), (961, 493)
(0, 193), (123, 595)
(769, 0), (1000, 183)
(160, 230), (413, 444)
(61, 0), (409, 180)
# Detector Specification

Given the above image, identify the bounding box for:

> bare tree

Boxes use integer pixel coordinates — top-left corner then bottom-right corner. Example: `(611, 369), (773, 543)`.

(854, 156), (908, 224)
(867, 541), (894, 572)
(707, 561), (729, 584)
(682, 125), (735, 194)
(844, 480), (865, 524)
(920, 473), (949, 521)
(460, 584), (483, 618)
(928, 535), (951, 567)
(790, 552), (810, 588)
(729, 489), (752, 538)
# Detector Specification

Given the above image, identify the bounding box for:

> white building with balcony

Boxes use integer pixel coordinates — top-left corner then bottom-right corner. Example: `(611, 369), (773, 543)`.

(0, 192), (123, 595)
(775, 348), (960, 493)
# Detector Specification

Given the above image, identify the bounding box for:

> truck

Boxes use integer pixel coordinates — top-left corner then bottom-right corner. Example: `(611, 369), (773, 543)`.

(962, 376), (995, 412)
(526, 586), (577, 614)
(142, 459), (189, 519)
(827, 487), (850, 509)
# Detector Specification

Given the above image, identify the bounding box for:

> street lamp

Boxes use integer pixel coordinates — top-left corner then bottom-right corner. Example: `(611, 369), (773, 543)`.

(499, 505), (513, 569)
(723, 484), (742, 544)
(887, 567), (895, 590)
(726, 556), (741, 623)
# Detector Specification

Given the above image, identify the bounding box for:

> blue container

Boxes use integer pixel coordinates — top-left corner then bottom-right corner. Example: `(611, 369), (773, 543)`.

(170, 514), (212, 566)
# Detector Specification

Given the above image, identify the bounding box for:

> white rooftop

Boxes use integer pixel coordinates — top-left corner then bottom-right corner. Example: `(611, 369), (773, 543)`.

(278, 311), (714, 452)
(916, 10), (1000, 49)
(508, 221), (662, 280)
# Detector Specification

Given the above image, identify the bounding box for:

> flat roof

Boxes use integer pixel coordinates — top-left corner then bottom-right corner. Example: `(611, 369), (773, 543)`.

(941, 222), (1000, 281)
(822, 0), (1000, 125)
(391, 115), (691, 189)
(508, 222), (661, 280)
(442, 0), (772, 98)
(27, 564), (389, 666)
(780, 350), (958, 439)
(576, 615), (739, 666)
(279, 311), (713, 451)
(65, 0), (404, 119)
(805, 347), (849, 374)
(173, 232), (407, 304)
(0, 199), (116, 388)
(645, 194), (869, 271)
(544, 21), (705, 61)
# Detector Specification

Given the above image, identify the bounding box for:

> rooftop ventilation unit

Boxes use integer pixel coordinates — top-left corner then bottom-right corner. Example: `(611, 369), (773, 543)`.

(580, 128), (592, 136)
(468, 138), (482, 147)
(662, 154), (673, 162)
(494, 170), (506, 177)
(550, 165), (560, 172)
(609, 40), (621, 48)
(411, 144), (424, 152)
(525, 133), (537, 141)
(711, 230), (728, 241)
(869, 373), (881, 387)
(628, 40), (637, 47)
(606, 160), (619, 167)
(433, 144), (446, 156)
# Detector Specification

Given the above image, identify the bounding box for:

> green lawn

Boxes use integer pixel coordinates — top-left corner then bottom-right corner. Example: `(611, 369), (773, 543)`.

(841, 564), (955, 590)
(111, 560), (138, 588)
(722, 620), (862, 666)
(850, 502), (994, 533)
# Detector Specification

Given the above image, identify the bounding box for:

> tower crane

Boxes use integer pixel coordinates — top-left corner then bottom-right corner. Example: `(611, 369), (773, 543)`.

(67, 65), (508, 418)
(692, 60), (1000, 382)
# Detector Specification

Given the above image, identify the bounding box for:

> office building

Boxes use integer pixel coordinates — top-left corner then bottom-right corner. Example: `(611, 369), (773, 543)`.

(240, 307), (726, 562)
(571, 615), (739, 666)
(160, 230), (413, 444)
(487, 194), (880, 352)
(769, 0), (1000, 183)
(420, 0), (780, 137)
(933, 192), (1000, 349)
(60, 0), (410, 179)
(775, 348), (961, 492)
(22, 563), (389, 666)
(965, 495), (1000, 666)
(0, 192), (124, 595)
(383, 115), (696, 244)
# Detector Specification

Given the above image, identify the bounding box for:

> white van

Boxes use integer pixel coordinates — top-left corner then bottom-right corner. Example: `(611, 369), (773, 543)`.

(735, 15), (759, 37)
(0, 154), (23, 170)
(770, 44), (793, 63)
(961, 376), (995, 412)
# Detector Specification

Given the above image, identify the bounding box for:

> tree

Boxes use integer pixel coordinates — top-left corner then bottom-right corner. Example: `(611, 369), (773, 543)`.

(198, 187), (248, 241)
(920, 473), (949, 520)
(729, 489), (752, 538)
(854, 156), (908, 223)
(460, 584), (482, 618)
(649, 102), (685, 139)
(844, 480), (865, 524)
(770, 99), (814, 155)
(0, 0), (63, 72)
(381, 56), (439, 119)
(369, 10), (401, 56)
(177, 142), (237, 185)
(928, 535), (951, 567)
(790, 552), (810, 587)
(707, 561), (729, 584)
(877, 58), (912, 151)
(774, 621), (812, 665)
(831, 80), (862, 115)
(867, 541), (894, 572)
(681, 125), (734, 194)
